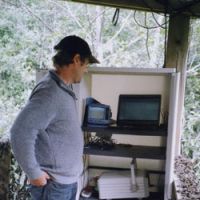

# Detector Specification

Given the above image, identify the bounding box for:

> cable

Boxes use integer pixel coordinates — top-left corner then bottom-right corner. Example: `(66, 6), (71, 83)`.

(151, 12), (169, 28)
(133, 11), (168, 29)
(132, 10), (169, 67)
(133, 11), (158, 29)
(112, 8), (120, 26)
(142, 0), (169, 28)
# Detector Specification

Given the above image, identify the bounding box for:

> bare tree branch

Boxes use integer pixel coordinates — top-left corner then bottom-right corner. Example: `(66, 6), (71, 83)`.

(145, 13), (150, 60)
(93, 6), (104, 60)
(187, 62), (200, 74)
(85, 4), (93, 42)
(102, 36), (142, 62)
(188, 53), (197, 70)
(0, 0), (19, 7)
(148, 15), (164, 67)
(105, 12), (132, 46)
(18, 0), (54, 33)
(89, 7), (109, 26)
(52, 0), (85, 29)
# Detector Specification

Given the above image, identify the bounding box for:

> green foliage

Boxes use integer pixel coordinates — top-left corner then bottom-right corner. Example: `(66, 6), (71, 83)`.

(0, 1), (199, 180)
(183, 75), (200, 176)
(181, 19), (200, 178)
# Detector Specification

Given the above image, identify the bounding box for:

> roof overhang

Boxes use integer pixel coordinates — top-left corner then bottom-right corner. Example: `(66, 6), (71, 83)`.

(66, 0), (200, 17)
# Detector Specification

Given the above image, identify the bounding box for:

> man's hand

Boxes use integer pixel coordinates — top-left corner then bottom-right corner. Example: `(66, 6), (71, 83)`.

(30, 171), (50, 187)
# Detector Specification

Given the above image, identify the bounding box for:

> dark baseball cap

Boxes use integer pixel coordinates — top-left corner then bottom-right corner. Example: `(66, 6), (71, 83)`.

(54, 35), (100, 64)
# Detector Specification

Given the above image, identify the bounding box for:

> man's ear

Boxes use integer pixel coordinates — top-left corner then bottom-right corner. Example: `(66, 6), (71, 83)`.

(73, 54), (81, 64)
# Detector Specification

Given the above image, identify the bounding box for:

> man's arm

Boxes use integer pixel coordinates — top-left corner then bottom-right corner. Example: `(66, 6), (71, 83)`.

(10, 87), (56, 185)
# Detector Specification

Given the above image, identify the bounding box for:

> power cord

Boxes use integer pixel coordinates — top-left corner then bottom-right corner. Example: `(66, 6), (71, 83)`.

(85, 135), (116, 150)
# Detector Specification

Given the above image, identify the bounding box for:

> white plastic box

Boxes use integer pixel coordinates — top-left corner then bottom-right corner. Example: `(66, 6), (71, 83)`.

(98, 170), (149, 199)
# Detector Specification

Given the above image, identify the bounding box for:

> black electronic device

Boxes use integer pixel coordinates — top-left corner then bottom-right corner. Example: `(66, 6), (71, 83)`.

(117, 94), (161, 127)
(83, 97), (112, 126)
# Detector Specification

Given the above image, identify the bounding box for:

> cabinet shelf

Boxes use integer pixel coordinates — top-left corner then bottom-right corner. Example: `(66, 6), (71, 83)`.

(84, 144), (166, 160)
(82, 124), (167, 136)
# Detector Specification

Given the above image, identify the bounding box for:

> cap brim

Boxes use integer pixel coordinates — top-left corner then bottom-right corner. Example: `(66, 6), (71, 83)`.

(89, 55), (100, 64)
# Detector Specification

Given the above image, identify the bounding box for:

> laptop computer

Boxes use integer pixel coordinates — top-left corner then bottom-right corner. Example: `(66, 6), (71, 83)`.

(116, 94), (161, 129)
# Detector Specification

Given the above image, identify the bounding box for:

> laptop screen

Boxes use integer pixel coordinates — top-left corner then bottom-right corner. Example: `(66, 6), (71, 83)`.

(117, 95), (161, 126)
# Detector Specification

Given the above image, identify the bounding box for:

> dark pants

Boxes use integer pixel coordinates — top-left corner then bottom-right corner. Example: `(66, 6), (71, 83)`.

(29, 181), (77, 200)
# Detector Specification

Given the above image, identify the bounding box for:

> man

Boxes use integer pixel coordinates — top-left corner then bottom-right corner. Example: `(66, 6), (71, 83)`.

(10, 35), (99, 200)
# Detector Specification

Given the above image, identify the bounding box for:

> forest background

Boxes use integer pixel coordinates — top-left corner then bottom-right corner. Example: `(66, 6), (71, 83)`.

(0, 0), (200, 178)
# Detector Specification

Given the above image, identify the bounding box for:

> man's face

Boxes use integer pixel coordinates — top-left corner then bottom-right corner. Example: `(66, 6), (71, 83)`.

(72, 54), (89, 83)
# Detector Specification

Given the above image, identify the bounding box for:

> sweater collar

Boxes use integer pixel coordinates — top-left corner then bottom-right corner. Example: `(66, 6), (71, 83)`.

(49, 70), (77, 99)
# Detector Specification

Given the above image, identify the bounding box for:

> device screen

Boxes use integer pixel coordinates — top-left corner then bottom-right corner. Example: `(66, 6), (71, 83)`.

(88, 107), (106, 120)
(117, 95), (161, 125)
(119, 99), (160, 121)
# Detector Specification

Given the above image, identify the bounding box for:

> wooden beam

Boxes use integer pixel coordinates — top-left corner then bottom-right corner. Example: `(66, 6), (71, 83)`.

(165, 14), (190, 200)
(166, 15), (190, 68)
(66, 0), (200, 17)
(67, 0), (165, 13)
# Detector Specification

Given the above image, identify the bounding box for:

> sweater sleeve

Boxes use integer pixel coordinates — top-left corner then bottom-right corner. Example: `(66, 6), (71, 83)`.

(10, 87), (56, 180)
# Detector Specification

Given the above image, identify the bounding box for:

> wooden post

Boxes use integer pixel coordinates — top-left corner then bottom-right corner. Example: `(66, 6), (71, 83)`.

(166, 14), (190, 155)
(165, 14), (190, 200)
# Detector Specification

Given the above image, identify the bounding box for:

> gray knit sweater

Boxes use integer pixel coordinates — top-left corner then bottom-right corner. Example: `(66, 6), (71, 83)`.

(10, 70), (83, 184)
